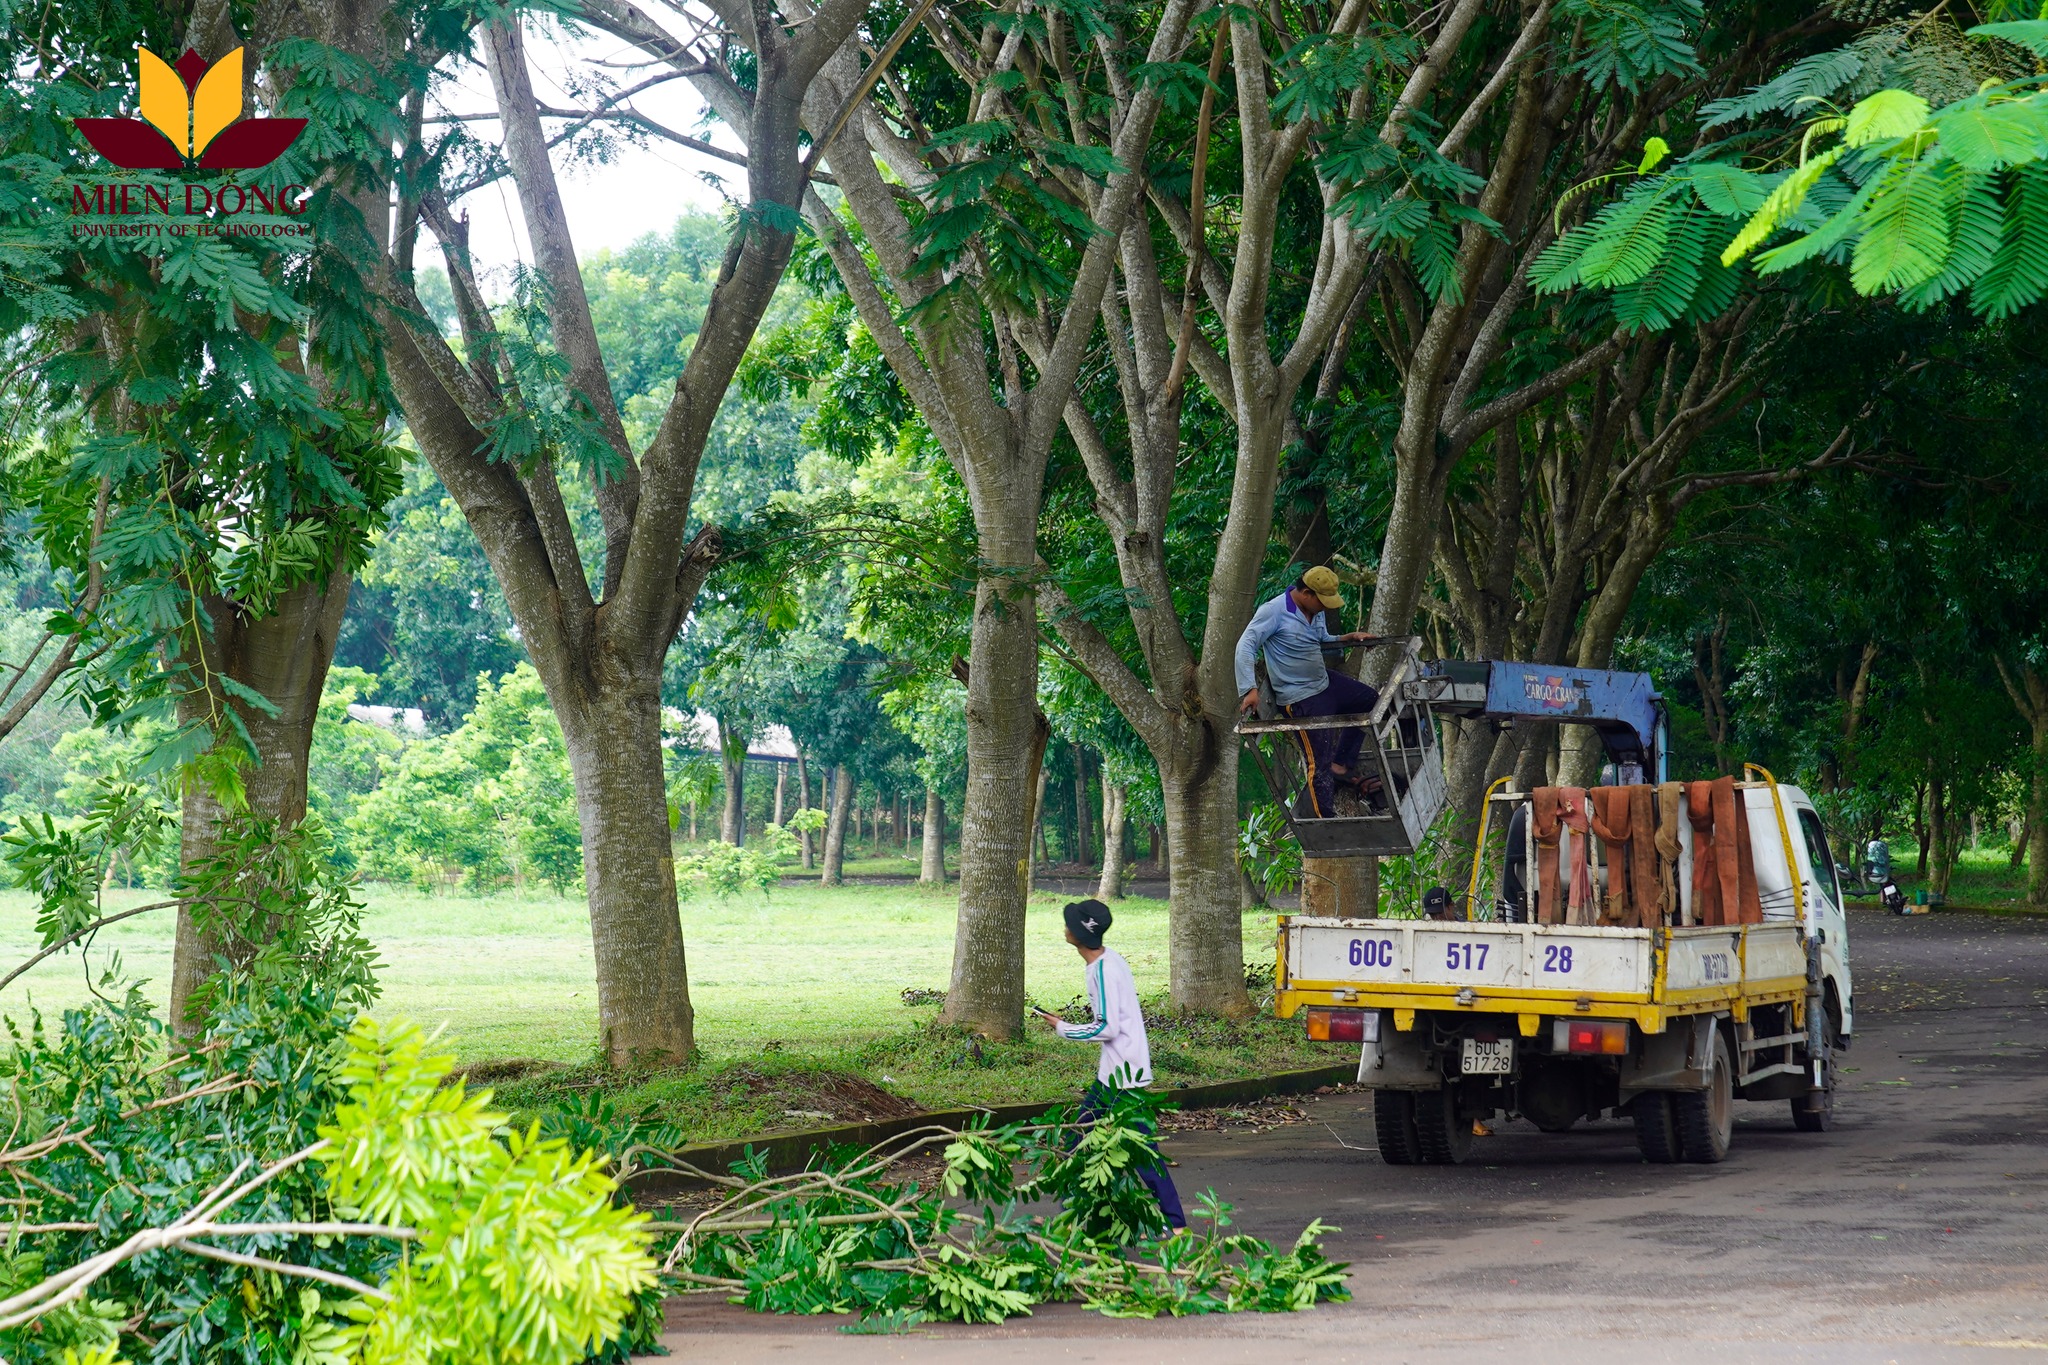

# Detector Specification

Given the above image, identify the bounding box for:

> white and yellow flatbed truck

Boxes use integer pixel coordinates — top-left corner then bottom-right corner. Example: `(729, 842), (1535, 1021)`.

(1273, 768), (1853, 1165)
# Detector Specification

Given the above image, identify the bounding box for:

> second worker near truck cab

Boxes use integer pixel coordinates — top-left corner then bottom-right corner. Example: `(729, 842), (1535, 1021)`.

(1235, 565), (1382, 818)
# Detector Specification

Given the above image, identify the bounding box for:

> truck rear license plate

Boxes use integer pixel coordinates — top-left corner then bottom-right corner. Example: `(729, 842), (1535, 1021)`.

(1462, 1039), (1513, 1075)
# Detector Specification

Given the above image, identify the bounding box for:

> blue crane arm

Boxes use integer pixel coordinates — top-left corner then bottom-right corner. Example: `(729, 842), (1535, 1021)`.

(1421, 660), (1667, 783)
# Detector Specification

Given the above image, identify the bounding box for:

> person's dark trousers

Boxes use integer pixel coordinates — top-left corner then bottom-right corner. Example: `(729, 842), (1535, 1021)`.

(1282, 672), (1381, 818)
(1077, 1089), (1187, 1230)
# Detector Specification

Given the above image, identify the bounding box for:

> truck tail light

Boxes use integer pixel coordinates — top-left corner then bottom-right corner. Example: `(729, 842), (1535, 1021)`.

(1556, 1020), (1628, 1055)
(1306, 1007), (1376, 1042)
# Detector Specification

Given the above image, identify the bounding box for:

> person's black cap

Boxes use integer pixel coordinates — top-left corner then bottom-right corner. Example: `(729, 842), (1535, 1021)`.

(1063, 899), (1112, 948)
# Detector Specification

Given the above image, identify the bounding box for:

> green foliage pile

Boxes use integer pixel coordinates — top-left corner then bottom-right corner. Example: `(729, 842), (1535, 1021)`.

(666, 1084), (1349, 1326)
(0, 795), (658, 1363)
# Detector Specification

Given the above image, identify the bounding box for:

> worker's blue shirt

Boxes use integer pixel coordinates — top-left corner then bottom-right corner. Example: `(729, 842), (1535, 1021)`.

(1234, 591), (1344, 706)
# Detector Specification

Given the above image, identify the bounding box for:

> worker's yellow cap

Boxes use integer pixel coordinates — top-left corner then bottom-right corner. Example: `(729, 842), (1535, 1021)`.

(1302, 565), (1344, 610)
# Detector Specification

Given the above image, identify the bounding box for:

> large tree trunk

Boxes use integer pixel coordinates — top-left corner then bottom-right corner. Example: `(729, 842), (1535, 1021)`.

(1161, 753), (1252, 1017)
(169, 573), (352, 1031)
(1097, 779), (1128, 900)
(920, 788), (946, 884)
(821, 764), (853, 886)
(559, 683), (696, 1064)
(940, 578), (1044, 1039)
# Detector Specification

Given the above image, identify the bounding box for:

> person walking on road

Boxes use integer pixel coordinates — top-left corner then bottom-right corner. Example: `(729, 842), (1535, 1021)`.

(1034, 899), (1186, 1229)
(1234, 565), (1383, 817)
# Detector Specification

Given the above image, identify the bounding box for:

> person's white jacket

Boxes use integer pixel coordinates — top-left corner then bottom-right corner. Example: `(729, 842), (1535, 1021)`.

(1056, 948), (1153, 1088)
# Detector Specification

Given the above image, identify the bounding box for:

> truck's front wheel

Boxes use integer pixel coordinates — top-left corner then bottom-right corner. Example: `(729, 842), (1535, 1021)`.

(1675, 1033), (1736, 1163)
(1373, 1091), (1421, 1165)
(1414, 1085), (1473, 1165)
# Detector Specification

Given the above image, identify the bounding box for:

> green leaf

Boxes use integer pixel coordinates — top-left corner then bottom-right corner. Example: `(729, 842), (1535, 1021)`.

(1723, 146), (1843, 265)
(1577, 191), (1674, 287)
(1638, 136), (1671, 174)
(1609, 204), (1708, 330)
(1967, 20), (2048, 58)
(1971, 163), (2048, 318)
(1844, 89), (1931, 147)
(1899, 171), (2004, 309)
(1687, 162), (1777, 218)
(1530, 229), (1592, 293)
(1039, 140), (1124, 178)
(1700, 45), (1866, 129)
(219, 674), (285, 718)
(1930, 99), (2048, 172)
(1850, 157), (1962, 294)
(926, 120), (1011, 149)
(1751, 166), (1884, 274)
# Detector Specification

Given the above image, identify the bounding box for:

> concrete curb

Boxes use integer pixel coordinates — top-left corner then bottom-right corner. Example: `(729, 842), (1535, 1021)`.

(628, 1062), (1355, 1200)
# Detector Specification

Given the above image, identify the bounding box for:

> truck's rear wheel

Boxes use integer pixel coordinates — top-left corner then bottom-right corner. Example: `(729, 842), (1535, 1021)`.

(1373, 1091), (1421, 1165)
(1675, 1033), (1735, 1163)
(1413, 1085), (1473, 1165)
(1632, 1092), (1682, 1164)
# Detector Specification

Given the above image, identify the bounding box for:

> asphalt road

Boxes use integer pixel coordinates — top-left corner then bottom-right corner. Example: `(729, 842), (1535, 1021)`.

(654, 906), (2048, 1363)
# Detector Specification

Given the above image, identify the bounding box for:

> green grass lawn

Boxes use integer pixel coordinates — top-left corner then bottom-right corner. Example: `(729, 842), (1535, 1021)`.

(0, 876), (1347, 1141)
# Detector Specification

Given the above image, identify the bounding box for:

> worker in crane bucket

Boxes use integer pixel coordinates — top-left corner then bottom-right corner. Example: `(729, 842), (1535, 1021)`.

(1234, 565), (1384, 817)
(1032, 900), (1186, 1230)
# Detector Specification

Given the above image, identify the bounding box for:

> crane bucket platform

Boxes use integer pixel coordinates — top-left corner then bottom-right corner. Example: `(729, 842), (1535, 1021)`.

(1236, 640), (1448, 859)
(1236, 649), (1669, 861)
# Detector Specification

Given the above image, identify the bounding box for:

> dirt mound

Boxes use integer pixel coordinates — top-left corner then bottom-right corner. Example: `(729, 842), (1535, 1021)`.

(722, 1067), (926, 1127)
(798, 1073), (927, 1124)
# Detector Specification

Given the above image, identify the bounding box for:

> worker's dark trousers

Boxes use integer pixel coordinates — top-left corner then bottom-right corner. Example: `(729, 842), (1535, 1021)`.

(1077, 1089), (1187, 1230)
(1283, 673), (1380, 818)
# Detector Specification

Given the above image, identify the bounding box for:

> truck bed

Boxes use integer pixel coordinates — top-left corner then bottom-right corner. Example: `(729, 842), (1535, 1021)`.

(1276, 915), (1809, 1031)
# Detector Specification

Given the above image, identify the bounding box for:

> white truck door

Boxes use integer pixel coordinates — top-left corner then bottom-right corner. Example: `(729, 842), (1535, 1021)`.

(1789, 798), (1854, 1037)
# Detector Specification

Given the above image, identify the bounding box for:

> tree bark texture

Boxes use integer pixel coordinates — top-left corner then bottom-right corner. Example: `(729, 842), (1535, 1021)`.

(1097, 780), (1128, 900)
(559, 685), (696, 1064)
(169, 573), (353, 1031)
(1162, 762), (1252, 1016)
(821, 764), (854, 886)
(920, 788), (946, 884)
(939, 584), (1047, 1038)
(719, 727), (746, 846)
(1301, 856), (1375, 919)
